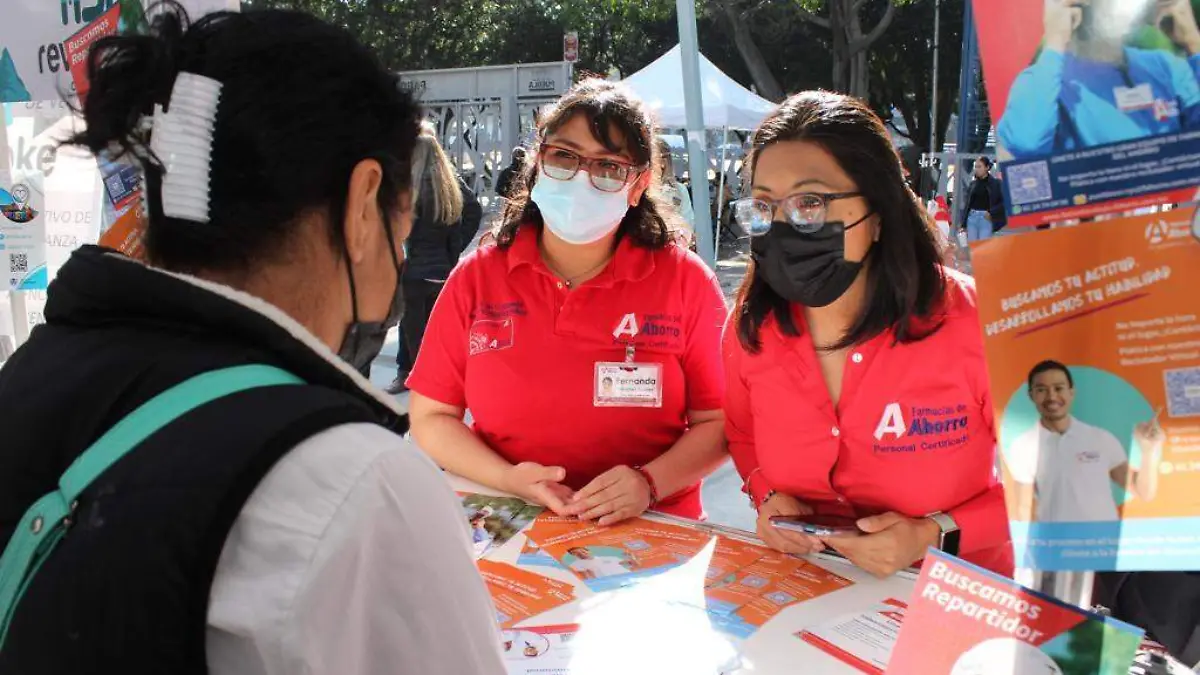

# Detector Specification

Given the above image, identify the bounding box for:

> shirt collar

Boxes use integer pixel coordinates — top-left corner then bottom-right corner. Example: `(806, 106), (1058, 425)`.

(505, 222), (656, 286)
(1040, 416), (1079, 438)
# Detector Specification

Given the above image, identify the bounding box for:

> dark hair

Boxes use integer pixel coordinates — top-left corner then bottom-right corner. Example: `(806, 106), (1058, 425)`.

(67, 3), (421, 274)
(976, 156), (994, 169)
(735, 90), (947, 353)
(494, 78), (678, 249)
(1028, 360), (1073, 389)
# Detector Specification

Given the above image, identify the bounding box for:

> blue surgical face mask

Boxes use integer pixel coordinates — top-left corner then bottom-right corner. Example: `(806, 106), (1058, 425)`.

(530, 171), (631, 245)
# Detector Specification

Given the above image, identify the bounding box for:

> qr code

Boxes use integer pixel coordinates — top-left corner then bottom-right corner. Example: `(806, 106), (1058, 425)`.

(624, 539), (650, 551)
(765, 591), (797, 606)
(1006, 161), (1053, 205)
(1164, 367), (1200, 417)
(105, 173), (126, 197)
(9, 253), (28, 274)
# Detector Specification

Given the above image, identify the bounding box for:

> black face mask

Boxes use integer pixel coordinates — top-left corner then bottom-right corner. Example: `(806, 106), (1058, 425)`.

(337, 221), (405, 374)
(750, 213), (872, 308)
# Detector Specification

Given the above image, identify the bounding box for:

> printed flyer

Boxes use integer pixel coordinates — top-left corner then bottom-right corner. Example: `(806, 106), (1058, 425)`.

(476, 560), (575, 630)
(799, 598), (907, 675)
(973, 211), (1200, 570)
(525, 515), (711, 592)
(974, 0), (1200, 225)
(517, 539), (566, 570)
(887, 551), (1143, 675)
(499, 624), (578, 675)
(707, 557), (854, 639)
(63, 2), (123, 104)
(460, 493), (542, 558)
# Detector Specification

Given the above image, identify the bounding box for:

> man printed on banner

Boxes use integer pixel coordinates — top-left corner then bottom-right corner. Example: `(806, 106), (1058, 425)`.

(1005, 361), (1165, 523)
(998, 0), (1200, 159)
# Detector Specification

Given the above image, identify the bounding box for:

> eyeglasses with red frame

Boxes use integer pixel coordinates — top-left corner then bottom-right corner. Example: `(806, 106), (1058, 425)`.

(538, 143), (647, 193)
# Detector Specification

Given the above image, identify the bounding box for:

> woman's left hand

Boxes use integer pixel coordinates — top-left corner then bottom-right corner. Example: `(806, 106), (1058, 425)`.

(820, 512), (941, 579)
(561, 466), (653, 526)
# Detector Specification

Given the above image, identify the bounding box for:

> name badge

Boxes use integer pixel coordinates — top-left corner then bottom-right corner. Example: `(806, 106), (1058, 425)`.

(1114, 84), (1154, 112)
(594, 362), (663, 408)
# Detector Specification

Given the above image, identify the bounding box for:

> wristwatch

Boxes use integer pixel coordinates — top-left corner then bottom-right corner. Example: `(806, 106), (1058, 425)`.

(926, 512), (961, 556)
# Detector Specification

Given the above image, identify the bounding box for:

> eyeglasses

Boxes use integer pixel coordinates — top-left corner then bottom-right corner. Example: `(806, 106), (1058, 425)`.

(539, 143), (646, 193)
(733, 192), (863, 236)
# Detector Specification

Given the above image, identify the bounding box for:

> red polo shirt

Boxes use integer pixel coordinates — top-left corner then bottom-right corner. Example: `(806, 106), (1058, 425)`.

(408, 224), (727, 519)
(724, 269), (1013, 575)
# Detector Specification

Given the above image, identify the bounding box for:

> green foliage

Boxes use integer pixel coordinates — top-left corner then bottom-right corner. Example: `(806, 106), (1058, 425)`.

(1051, 620), (1142, 675)
(239, 0), (957, 149)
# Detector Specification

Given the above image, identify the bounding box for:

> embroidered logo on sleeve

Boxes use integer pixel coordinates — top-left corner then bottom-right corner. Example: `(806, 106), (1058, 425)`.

(469, 318), (514, 356)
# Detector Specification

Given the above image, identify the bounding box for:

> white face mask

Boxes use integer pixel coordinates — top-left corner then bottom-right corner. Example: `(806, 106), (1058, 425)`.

(530, 170), (632, 245)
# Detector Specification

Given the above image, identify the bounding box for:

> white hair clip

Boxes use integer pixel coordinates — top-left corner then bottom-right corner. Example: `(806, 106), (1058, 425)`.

(149, 72), (222, 224)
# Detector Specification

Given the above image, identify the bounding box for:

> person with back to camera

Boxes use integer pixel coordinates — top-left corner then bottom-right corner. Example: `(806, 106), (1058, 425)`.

(407, 79), (728, 526)
(0, 6), (503, 674)
(725, 91), (1012, 579)
(496, 146), (528, 201)
(385, 126), (481, 395)
(1000, 0), (1200, 158)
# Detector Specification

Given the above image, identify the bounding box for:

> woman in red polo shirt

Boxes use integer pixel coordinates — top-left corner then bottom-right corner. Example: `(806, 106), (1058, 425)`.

(407, 79), (727, 524)
(725, 91), (1012, 577)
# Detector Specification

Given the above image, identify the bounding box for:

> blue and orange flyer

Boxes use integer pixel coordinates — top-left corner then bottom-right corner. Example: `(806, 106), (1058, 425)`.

(887, 551), (1142, 675)
(476, 560), (575, 630)
(524, 515), (711, 592)
(973, 210), (1200, 569)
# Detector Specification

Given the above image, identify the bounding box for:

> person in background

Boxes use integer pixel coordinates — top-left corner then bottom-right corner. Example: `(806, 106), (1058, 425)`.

(726, 91), (1011, 579)
(655, 138), (695, 247)
(407, 79), (728, 525)
(495, 146), (527, 200)
(961, 157), (1006, 242)
(0, 8), (503, 673)
(999, 0), (1200, 158)
(386, 127), (481, 394)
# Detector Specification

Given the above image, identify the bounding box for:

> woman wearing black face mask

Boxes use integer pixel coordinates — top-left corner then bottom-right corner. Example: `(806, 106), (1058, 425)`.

(724, 91), (1011, 580)
(0, 7), (502, 673)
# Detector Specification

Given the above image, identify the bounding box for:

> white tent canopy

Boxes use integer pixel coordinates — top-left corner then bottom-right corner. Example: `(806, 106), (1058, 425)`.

(621, 45), (775, 130)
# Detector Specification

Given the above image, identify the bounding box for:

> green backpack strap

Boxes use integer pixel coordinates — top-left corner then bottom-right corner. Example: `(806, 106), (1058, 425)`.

(0, 364), (303, 648)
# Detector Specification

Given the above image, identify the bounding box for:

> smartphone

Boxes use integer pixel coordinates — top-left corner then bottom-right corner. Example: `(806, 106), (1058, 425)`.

(769, 514), (862, 537)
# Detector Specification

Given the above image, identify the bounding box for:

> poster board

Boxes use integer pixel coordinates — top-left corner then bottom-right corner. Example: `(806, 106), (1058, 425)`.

(975, 0), (1200, 226)
(1, 0), (240, 104)
(888, 550), (1143, 675)
(972, 210), (1200, 570)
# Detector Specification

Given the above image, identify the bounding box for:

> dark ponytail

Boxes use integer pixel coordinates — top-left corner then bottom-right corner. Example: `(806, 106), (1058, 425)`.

(65, 3), (422, 274)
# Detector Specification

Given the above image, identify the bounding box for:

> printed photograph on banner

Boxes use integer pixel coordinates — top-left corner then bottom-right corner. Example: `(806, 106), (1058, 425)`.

(974, 0), (1200, 226)
(888, 551), (1143, 675)
(972, 209), (1200, 570)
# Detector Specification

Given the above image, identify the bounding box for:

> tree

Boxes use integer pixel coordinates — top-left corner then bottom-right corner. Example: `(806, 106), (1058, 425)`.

(703, 0), (831, 102)
(871, 0), (963, 155)
(708, 0), (785, 101)
(794, 0), (908, 97)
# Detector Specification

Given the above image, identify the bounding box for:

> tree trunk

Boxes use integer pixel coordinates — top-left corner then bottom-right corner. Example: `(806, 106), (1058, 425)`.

(718, 1), (785, 101)
(830, 0), (850, 92)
